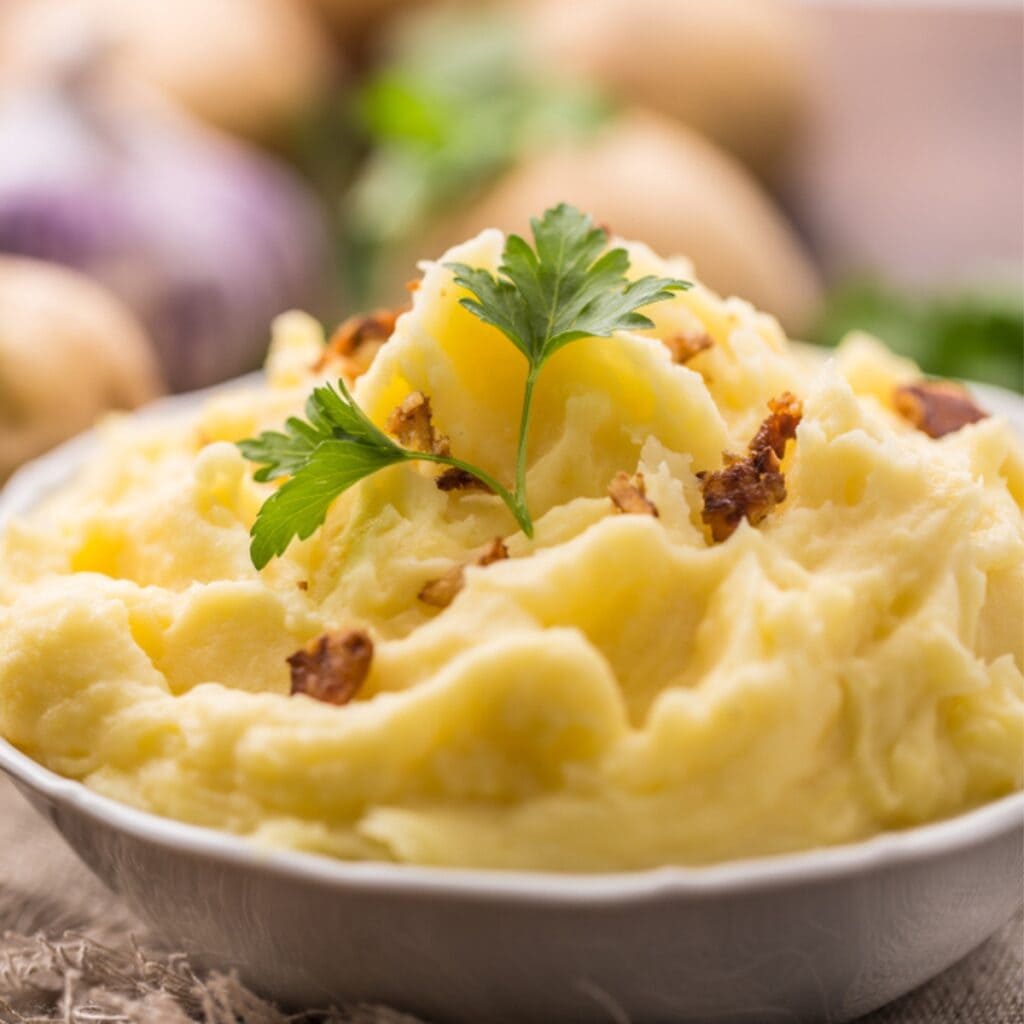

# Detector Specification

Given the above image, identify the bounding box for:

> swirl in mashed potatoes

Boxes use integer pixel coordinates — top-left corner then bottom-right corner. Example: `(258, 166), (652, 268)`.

(1, 230), (1021, 870)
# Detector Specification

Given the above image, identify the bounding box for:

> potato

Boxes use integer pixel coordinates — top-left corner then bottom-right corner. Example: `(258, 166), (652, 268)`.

(0, 0), (334, 141)
(389, 111), (822, 337)
(0, 258), (161, 480)
(522, 0), (813, 175)
(306, 0), (432, 49)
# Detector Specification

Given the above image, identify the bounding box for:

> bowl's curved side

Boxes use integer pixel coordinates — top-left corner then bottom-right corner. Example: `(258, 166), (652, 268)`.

(8, 766), (1022, 1024)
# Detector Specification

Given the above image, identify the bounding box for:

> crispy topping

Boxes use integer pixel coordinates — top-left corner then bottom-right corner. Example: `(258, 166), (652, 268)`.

(608, 471), (659, 517)
(287, 629), (373, 706)
(436, 466), (493, 493)
(476, 537), (510, 567)
(750, 391), (803, 458)
(386, 392), (450, 456)
(296, 580), (309, 591)
(662, 330), (713, 365)
(699, 392), (803, 543)
(417, 569), (464, 609)
(893, 381), (988, 438)
(699, 449), (787, 543)
(326, 309), (400, 357)
(418, 538), (509, 609)
(315, 308), (404, 377)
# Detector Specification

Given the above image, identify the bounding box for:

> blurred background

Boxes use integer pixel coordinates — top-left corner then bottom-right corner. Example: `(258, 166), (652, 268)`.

(0, 0), (1021, 479)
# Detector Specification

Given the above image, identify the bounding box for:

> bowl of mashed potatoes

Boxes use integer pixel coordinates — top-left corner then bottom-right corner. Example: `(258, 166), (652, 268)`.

(0, 214), (1021, 1022)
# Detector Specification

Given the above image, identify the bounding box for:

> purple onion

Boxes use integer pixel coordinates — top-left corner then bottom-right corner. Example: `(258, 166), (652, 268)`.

(0, 72), (330, 392)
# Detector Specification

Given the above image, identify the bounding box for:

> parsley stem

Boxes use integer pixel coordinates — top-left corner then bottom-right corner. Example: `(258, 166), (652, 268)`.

(512, 365), (540, 538)
(414, 451), (532, 536)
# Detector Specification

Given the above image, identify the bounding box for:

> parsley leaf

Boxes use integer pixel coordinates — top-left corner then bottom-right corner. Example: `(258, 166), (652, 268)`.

(239, 380), (399, 486)
(249, 440), (408, 570)
(448, 203), (689, 530)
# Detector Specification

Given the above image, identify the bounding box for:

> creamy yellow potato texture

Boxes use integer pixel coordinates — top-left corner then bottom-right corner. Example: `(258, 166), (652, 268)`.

(1, 230), (1022, 870)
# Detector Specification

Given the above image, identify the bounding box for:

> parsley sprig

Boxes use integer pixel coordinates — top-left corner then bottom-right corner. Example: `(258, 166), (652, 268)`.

(239, 204), (688, 568)
(238, 380), (516, 569)
(447, 203), (688, 532)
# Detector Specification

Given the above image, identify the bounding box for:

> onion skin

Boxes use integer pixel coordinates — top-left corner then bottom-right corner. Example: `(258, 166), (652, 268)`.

(0, 80), (331, 393)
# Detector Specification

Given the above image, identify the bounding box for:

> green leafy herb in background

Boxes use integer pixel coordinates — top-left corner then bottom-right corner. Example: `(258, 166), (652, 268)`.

(816, 280), (1023, 393)
(346, 8), (612, 303)
(239, 204), (687, 567)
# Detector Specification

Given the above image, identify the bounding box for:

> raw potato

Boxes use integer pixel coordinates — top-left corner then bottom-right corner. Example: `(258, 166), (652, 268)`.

(0, 258), (161, 480)
(0, 0), (334, 141)
(394, 112), (822, 336)
(524, 0), (813, 174)
(307, 0), (431, 48)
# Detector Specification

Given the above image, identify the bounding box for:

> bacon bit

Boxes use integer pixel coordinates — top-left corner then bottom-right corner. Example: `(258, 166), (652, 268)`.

(608, 471), (659, 517)
(435, 466), (493, 493)
(287, 629), (373, 706)
(699, 449), (787, 543)
(699, 392), (803, 543)
(662, 330), (713, 365)
(296, 580), (309, 592)
(417, 568), (464, 609)
(386, 392), (450, 456)
(476, 537), (509, 567)
(315, 308), (404, 376)
(387, 393), (491, 493)
(893, 381), (988, 438)
(405, 278), (421, 293)
(418, 538), (509, 609)
(326, 309), (400, 357)
(750, 391), (803, 458)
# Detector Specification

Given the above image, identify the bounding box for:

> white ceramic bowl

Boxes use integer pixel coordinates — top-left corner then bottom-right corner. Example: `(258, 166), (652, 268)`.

(1, 380), (1022, 1024)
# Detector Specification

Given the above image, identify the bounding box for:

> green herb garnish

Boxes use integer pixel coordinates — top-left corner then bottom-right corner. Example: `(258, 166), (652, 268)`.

(238, 381), (516, 569)
(239, 204), (688, 568)
(447, 203), (689, 533)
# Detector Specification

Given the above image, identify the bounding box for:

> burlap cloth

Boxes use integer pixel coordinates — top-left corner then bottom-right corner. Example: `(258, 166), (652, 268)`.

(1, 776), (1020, 1024)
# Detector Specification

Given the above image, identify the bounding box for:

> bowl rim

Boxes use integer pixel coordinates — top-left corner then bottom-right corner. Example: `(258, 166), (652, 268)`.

(1, 373), (1022, 904)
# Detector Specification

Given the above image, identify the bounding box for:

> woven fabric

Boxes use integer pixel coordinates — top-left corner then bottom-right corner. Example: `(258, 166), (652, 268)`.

(0, 776), (1019, 1023)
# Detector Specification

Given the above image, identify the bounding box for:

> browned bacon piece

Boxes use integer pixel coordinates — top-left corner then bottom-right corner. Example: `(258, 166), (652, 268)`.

(435, 466), (492, 493)
(287, 629), (373, 706)
(699, 449), (787, 543)
(608, 471), (659, 517)
(386, 392), (450, 456)
(662, 330), (713, 365)
(749, 391), (803, 458)
(893, 381), (988, 438)
(699, 392), (803, 543)
(418, 538), (509, 609)
(315, 308), (404, 377)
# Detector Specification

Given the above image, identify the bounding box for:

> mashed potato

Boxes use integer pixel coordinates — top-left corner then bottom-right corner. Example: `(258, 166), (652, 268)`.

(1, 229), (1021, 871)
